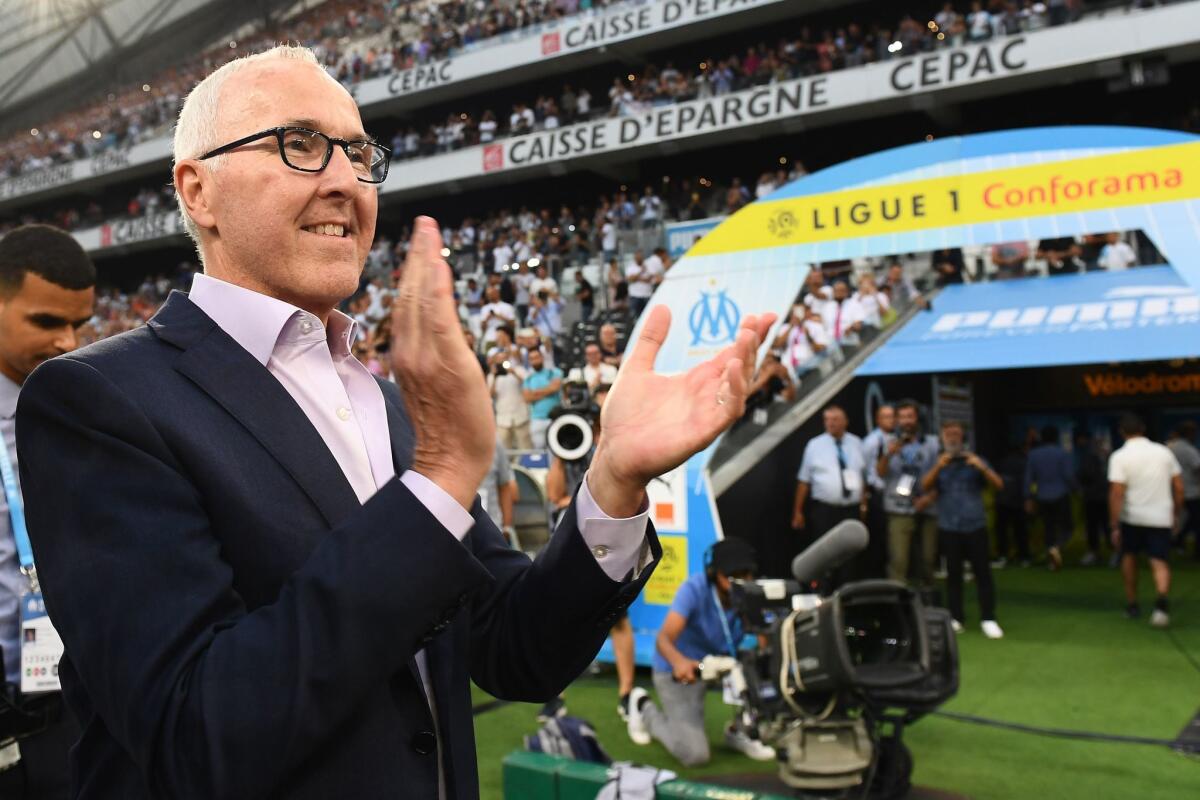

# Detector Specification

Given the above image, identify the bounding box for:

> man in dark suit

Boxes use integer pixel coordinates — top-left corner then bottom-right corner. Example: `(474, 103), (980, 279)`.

(14, 46), (771, 799)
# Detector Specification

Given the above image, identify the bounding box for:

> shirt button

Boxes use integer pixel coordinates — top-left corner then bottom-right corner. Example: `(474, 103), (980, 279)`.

(336, 407), (351, 421)
(592, 545), (610, 558)
(300, 318), (314, 334)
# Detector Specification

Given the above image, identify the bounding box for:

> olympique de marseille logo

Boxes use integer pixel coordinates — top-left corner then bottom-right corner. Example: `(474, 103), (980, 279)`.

(688, 289), (741, 346)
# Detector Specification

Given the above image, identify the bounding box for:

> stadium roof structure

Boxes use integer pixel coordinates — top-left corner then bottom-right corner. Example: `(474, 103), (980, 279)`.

(0, 0), (300, 131)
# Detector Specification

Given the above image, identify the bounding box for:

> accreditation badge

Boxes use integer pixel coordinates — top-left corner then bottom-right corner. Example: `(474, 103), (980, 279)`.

(19, 592), (63, 694)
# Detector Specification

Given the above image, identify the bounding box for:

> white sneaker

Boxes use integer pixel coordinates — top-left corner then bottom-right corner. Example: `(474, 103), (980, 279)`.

(725, 727), (776, 761)
(1150, 609), (1170, 629)
(951, 619), (965, 634)
(625, 687), (651, 745)
(981, 620), (1005, 639)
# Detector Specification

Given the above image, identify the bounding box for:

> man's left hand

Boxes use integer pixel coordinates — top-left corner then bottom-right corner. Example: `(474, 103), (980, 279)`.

(587, 306), (776, 517)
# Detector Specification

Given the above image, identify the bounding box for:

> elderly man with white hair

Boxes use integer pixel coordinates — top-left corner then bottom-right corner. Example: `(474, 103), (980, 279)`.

(14, 46), (773, 800)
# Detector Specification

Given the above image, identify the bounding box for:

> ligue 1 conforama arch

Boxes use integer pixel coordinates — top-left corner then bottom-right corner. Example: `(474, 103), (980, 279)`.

(612, 125), (1200, 665)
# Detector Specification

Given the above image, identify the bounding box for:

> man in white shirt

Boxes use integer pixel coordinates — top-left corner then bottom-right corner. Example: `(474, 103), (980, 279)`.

(529, 264), (558, 297)
(601, 220), (618, 261)
(1097, 232), (1138, 270)
(819, 281), (864, 346)
(479, 285), (516, 346)
(626, 250), (663, 318)
(568, 344), (618, 390)
(491, 237), (514, 273)
(791, 405), (867, 587)
(1109, 414), (1183, 627)
(776, 305), (828, 380)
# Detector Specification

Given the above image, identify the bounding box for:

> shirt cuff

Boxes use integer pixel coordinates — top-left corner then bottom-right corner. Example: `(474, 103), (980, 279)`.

(400, 470), (475, 542)
(576, 471), (652, 582)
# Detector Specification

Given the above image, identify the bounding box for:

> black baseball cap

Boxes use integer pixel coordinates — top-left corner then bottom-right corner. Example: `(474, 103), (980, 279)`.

(711, 538), (757, 577)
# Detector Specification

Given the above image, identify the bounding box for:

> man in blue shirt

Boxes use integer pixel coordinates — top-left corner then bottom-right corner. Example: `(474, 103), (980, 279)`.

(792, 405), (867, 586)
(521, 348), (562, 449)
(921, 420), (1005, 638)
(624, 539), (773, 766)
(861, 403), (895, 578)
(1025, 426), (1078, 570)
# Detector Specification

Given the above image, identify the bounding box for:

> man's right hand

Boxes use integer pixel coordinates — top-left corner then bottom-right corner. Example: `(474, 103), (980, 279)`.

(791, 510), (805, 530)
(391, 217), (496, 509)
(672, 659), (700, 684)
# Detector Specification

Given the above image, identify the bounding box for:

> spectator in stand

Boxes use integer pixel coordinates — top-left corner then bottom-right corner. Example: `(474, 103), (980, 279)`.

(883, 262), (919, 305)
(626, 250), (663, 319)
(1037, 236), (1084, 276)
(530, 263), (558, 297)
(792, 405), (868, 587)
(522, 348), (563, 450)
(932, 247), (966, 286)
(1076, 431), (1112, 566)
(776, 303), (829, 381)
(743, 351), (794, 416)
(878, 401), (940, 586)
(922, 420), (1005, 638)
(576, 275), (596, 321)
(854, 273), (892, 329)
(1098, 232), (1138, 270)
(800, 267), (832, 309)
(487, 327), (532, 450)
(993, 439), (1032, 567)
(991, 241), (1029, 280)
(1166, 421), (1200, 558)
(479, 285), (516, 347)
(512, 261), (534, 323)
(1024, 426), (1077, 571)
(570, 343), (619, 391)
(967, 1), (993, 40)
(639, 186), (664, 229)
(820, 280), (864, 346)
(598, 323), (623, 368)
(528, 288), (564, 339)
(1110, 413), (1183, 628)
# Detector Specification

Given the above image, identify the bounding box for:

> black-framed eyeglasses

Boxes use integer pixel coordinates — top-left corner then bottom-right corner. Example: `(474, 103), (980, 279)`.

(198, 126), (391, 184)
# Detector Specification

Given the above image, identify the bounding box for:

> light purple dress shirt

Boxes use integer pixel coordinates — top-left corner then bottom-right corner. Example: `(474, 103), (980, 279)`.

(188, 273), (651, 796)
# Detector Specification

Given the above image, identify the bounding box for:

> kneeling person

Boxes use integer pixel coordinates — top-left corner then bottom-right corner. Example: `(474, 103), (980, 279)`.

(625, 539), (773, 766)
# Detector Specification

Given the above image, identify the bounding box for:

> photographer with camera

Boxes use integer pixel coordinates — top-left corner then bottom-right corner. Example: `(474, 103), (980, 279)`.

(921, 420), (1005, 638)
(0, 226), (95, 799)
(486, 326), (532, 450)
(624, 538), (774, 766)
(544, 384), (638, 731)
(878, 401), (940, 586)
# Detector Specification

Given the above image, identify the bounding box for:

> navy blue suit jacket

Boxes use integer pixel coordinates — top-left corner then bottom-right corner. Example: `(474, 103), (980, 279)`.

(15, 292), (659, 799)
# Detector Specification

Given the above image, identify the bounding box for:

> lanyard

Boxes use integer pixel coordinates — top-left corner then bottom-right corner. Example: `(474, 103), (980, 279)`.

(0, 436), (33, 579)
(710, 586), (738, 658)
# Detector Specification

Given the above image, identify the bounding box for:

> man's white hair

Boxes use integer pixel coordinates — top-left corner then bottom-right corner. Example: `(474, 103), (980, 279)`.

(173, 44), (345, 255)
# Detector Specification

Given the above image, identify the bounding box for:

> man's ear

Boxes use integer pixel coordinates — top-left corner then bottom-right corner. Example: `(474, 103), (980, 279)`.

(174, 160), (216, 232)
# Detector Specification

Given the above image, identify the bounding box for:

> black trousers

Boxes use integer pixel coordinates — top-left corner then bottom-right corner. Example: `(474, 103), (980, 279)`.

(808, 499), (860, 589)
(993, 504), (1029, 560)
(1083, 499), (1109, 554)
(0, 703), (78, 800)
(864, 492), (889, 580)
(940, 528), (997, 623)
(1177, 498), (1200, 557)
(1037, 496), (1074, 551)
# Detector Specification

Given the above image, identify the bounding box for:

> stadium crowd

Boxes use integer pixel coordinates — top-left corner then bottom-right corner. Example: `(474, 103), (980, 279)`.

(0, 0), (1147, 179)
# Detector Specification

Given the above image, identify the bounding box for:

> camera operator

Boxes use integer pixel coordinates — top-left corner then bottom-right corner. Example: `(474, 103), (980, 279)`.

(624, 538), (774, 766)
(544, 385), (637, 730)
(921, 420), (1005, 638)
(0, 225), (95, 799)
(877, 400), (940, 586)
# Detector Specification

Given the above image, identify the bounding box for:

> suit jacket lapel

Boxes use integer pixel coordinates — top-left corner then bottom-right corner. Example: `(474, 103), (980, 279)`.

(150, 292), (362, 528)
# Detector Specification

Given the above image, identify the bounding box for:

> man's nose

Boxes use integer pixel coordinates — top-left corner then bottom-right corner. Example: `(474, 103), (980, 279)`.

(319, 145), (363, 194)
(54, 327), (78, 353)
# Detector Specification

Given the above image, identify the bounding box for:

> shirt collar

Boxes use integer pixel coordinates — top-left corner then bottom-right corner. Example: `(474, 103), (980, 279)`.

(0, 371), (20, 419)
(188, 273), (359, 365)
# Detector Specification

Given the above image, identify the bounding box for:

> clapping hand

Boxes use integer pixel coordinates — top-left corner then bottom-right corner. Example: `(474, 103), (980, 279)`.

(587, 305), (776, 517)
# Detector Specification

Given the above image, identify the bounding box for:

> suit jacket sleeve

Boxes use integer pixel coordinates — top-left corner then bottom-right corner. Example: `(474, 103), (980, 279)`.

(16, 356), (498, 798)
